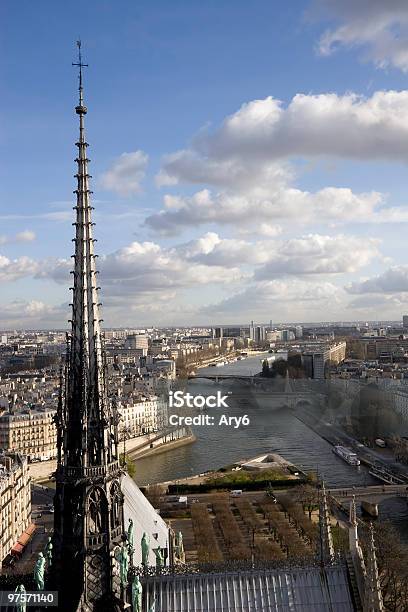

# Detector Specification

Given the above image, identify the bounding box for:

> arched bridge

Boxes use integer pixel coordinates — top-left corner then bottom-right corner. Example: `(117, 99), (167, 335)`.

(188, 374), (320, 407)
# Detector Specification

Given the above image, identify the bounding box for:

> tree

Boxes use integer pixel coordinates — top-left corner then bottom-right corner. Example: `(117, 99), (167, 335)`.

(364, 521), (408, 611)
(293, 484), (318, 519)
(261, 360), (270, 377)
(119, 425), (132, 466)
(271, 359), (288, 377)
(145, 484), (163, 509)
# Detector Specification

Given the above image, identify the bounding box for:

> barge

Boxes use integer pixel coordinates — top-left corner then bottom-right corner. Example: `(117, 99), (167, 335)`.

(332, 445), (360, 466)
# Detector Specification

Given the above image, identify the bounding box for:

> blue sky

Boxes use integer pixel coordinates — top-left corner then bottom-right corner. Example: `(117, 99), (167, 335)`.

(2, 0), (408, 328)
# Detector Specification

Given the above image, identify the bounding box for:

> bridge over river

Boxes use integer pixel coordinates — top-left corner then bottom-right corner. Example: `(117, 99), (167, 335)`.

(328, 484), (408, 505)
(189, 373), (321, 407)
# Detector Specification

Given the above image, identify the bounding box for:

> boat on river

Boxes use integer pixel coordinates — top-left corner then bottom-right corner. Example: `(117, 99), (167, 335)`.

(332, 445), (360, 466)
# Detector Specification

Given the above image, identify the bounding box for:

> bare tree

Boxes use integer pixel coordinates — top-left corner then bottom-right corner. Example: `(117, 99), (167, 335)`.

(119, 424), (132, 466)
(292, 484), (318, 519)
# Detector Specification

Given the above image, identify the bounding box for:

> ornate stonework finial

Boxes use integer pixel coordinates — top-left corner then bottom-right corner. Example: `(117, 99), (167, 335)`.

(349, 495), (357, 526)
(319, 481), (335, 565)
(364, 523), (384, 612)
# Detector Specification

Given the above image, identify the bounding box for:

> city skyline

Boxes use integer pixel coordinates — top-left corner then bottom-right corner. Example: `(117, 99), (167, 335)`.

(3, 1), (408, 328)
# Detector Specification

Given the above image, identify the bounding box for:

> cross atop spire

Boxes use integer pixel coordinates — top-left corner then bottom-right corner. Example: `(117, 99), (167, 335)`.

(72, 40), (88, 112)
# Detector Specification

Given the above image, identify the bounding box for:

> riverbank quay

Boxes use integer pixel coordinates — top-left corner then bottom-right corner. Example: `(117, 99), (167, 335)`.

(195, 349), (269, 370)
(27, 427), (194, 482)
(294, 406), (408, 484)
(129, 427), (196, 460)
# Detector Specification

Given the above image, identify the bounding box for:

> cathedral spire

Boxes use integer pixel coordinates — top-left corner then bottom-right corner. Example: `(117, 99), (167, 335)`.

(67, 40), (113, 468)
(52, 43), (125, 611)
(318, 481), (335, 565)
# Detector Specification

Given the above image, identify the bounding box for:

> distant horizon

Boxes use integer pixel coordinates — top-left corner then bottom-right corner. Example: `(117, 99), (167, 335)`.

(0, 319), (405, 334)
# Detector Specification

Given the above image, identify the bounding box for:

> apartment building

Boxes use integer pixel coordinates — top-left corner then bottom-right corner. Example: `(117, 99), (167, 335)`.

(118, 395), (168, 436)
(0, 452), (31, 565)
(0, 408), (57, 460)
(302, 341), (347, 380)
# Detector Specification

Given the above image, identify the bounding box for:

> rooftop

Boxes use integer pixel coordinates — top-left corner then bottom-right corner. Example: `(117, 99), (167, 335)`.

(142, 565), (355, 611)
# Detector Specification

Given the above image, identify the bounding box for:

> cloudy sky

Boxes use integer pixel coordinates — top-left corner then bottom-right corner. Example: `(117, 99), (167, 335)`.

(2, 0), (408, 328)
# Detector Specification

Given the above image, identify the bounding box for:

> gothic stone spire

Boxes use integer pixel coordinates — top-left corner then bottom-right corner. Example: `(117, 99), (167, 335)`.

(364, 524), (384, 612)
(348, 495), (367, 603)
(349, 495), (365, 569)
(68, 39), (111, 468)
(318, 481), (335, 565)
(52, 43), (125, 612)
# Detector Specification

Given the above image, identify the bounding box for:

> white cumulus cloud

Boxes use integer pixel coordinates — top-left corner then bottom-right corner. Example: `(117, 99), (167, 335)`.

(256, 234), (381, 278)
(149, 91), (408, 234)
(201, 278), (344, 321)
(0, 230), (36, 245)
(99, 151), (148, 196)
(0, 300), (67, 328)
(346, 266), (408, 294)
(311, 0), (408, 72)
(39, 238), (248, 298)
(0, 255), (39, 282)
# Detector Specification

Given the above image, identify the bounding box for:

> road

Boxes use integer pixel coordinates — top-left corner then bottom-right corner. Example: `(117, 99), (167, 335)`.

(295, 407), (408, 482)
(4, 484), (55, 576)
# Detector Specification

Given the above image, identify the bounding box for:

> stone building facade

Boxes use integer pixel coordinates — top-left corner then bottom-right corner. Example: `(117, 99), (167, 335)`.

(0, 452), (31, 565)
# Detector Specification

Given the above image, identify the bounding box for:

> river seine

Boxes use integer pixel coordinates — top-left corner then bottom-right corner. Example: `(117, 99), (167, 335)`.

(134, 354), (375, 487)
(133, 353), (408, 539)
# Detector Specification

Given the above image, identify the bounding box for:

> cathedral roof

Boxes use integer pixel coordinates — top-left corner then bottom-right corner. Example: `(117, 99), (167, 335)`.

(122, 474), (169, 567)
(142, 564), (355, 611)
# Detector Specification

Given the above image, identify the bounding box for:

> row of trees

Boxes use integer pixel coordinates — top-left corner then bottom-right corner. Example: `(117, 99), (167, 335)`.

(367, 521), (408, 611)
(190, 503), (223, 563)
(258, 499), (311, 558)
(212, 501), (251, 560)
(278, 490), (319, 545)
(176, 345), (228, 378)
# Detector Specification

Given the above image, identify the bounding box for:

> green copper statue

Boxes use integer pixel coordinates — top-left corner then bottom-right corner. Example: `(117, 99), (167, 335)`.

(154, 546), (164, 570)
(45, 536), (53, 567)
(141, 532), (150, 566)
(131, 574), (142, 612)
(176, 531), (185, 562)
(33, 552), (45, 591)
(15, 584), (26, 612)
(119, 542), (129, 587)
